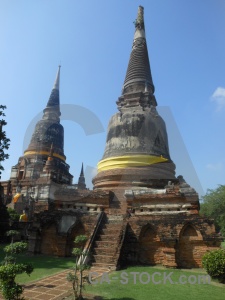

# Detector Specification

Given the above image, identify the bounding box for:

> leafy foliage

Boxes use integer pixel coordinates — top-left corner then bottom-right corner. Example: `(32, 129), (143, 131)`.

(0, 205), (9, 242)
(0, 105), (10, 177)
(202, 249), (225, 283)
(7, 208), (20, 222)
(0, 106), (10, 242)
(6, 230), (20, 238)
(67, 235), (90, 300)
(4, 242), (28, 255)
(6, 230), (20, 244)
(0, 231), (33, 299)
(200, 185), (225, 236)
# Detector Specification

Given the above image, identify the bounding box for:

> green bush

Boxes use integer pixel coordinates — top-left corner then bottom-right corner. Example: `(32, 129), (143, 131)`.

(4, 242), (28, 255)
(7, 208), (20, 222)
(0, 204), (10, 242)
(202, 249), (225, 283)
(0, 231), (33, 299)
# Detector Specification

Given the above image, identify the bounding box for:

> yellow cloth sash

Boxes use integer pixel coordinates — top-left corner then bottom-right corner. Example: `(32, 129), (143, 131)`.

(24, 150), (66, 161)
(19, 214), (28, 222)
(13, 193), (21, 203)
(97, 154), (168, 172)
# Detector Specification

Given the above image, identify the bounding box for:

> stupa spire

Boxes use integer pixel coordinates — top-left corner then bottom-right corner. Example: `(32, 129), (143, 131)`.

(93, 6), (176, 189)
(123, 6), (155, 95)
(53, 65), (60, 90)
(42, 66), (61, 122)
(134, 5), (145, 38)
(80, 162), (84, 176)
(46, 65), (60, 108)
(78, 163), (86, 189)
(24, 66), (65, 160)
(11, 65), (73, 186)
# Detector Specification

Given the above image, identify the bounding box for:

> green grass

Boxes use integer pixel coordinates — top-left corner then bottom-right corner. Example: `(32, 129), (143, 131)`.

(1, 242), (225, 299)
(16, 253), (74, 283)
(221, 241), (225, 249)
(0, 244), (75, 283)
(85, 266), (225, 300)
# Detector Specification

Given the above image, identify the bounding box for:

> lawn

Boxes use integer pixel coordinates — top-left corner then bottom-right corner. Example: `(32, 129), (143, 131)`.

(0, 244), (75, 283)
(85, 266), (225, 300)
(1, 242), (225, 299)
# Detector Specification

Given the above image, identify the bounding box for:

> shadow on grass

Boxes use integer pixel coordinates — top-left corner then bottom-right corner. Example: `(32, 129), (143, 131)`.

(0, 245), (74, 270)
(18, 254), (73, 266)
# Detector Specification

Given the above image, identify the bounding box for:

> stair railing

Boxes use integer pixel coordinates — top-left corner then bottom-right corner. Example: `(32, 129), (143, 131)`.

(78, 210), (105, 266)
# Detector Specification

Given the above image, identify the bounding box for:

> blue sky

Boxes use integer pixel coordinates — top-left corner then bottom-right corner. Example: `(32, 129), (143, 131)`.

(0, 0), (225, 198)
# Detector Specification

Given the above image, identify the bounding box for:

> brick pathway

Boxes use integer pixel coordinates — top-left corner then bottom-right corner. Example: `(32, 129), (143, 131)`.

(0, 267), (110, 300)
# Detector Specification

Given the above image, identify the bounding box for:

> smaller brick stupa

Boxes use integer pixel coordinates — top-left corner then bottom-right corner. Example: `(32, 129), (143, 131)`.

(6, 66), (74, 212)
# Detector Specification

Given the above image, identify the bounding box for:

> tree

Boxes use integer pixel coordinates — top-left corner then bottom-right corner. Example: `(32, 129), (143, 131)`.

(67, 235), (90, 300)
(200, 185), (225, 236)
(0, 106), (10, 241)
(0, 194), (10, 242)
(0, 105), (10, 178)
(0, 230), (33, 300)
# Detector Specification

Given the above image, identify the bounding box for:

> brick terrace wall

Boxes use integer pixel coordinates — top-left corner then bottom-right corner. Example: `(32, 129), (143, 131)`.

(120, 214), (221, 268)
(40, 224), (67, 256)
(38, 213), (99, 257)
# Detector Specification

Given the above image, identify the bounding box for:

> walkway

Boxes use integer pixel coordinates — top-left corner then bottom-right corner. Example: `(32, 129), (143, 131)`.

(0, 267), (110, 300)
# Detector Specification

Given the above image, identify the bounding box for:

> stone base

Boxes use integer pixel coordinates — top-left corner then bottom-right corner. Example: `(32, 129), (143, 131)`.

(93, 162), (176, 189)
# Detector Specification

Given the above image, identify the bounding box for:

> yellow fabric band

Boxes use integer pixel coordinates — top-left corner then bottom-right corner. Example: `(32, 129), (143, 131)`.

(97, 154), (168, 172)
(13, 193), (21, 203)
(24, 151), (66, 161)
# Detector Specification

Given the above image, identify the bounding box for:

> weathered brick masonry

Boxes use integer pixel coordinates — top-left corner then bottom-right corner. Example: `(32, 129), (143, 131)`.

(1, 6), (221, 270)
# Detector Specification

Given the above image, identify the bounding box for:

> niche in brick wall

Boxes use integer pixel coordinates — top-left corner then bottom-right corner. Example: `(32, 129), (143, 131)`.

(139, 224), (164, 265)
(176, 224), (202, 268)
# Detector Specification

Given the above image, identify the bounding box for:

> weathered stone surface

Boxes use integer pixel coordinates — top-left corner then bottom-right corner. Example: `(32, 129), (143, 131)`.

(1, 6), (221, 271)
(30, 210), (100, 256)
(102, 107), (171, 161)
(93, 164), (176, 189)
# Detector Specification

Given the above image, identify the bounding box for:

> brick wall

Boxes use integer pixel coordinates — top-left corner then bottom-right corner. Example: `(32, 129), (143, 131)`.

(120, 214), (221, 268)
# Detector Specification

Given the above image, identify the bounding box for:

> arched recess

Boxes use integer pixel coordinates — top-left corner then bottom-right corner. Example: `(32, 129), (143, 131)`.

(65, 222), (86, 256)
(176, 223), (203, 268)
(40, 223), (67, 256)
(139, 224), (163, 265)
(41, 220), (86, 257)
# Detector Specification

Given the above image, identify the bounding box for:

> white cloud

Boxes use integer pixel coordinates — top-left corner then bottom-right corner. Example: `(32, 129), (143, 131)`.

(206, 162), (223, 171)
(211, 86), (225, 111)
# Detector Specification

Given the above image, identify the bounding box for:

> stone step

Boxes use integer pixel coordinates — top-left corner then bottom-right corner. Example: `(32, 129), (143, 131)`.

(95, 240), (118, 248)
(107, 215), (124, 221)
(94, 247), (116, 255)
(103, 223), (122, 229)
(94, 254), (114, 263)
(99, 235), (119, 241)
(101, 228), (122, 235)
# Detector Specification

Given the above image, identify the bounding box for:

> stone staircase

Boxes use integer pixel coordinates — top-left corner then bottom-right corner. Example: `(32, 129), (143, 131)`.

(92, 215), (126, 270)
